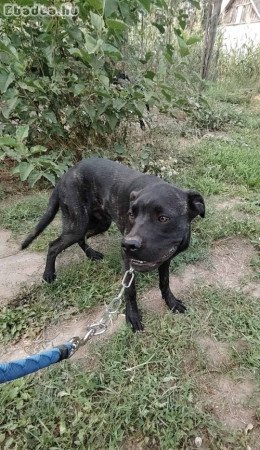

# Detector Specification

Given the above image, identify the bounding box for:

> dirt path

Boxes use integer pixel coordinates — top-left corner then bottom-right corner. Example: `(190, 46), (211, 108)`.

(0, 229), (88, 305)
(142, 236), (258, 314)
(0, 230), (45, 303)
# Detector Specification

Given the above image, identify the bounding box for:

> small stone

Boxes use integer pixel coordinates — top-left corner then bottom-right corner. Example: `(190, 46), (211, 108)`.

(244, 423), (253, 435)
(195, 436), (202, 447)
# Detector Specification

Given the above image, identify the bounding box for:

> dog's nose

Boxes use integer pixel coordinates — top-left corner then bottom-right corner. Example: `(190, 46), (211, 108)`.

(122, 237), (142, 252)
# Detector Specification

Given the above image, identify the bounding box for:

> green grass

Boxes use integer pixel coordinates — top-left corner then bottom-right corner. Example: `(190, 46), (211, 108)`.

(0, 183), (4, 201)
(176, 129), (260, 195)
(0, 80), (260, 449)
(0, 192), (49, 233)
(206, 82), (254, 105)
(193, 204), (259, 244)
(236, 197), (260, 216)
(0, 192), (61, 251)
(0, 260), (119, 343)
(0, 244), (158, 343)
(0, 286), (259, 449)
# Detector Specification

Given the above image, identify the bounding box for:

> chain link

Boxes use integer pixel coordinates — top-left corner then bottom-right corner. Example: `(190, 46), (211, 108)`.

(69, 268), (134, 356)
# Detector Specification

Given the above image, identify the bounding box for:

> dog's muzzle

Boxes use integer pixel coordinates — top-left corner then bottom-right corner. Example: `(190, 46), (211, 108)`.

(122, 233), (180, 272)
(121, 237), (142, 253)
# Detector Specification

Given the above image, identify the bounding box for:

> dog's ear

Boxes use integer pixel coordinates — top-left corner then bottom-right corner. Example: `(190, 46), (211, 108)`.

(187, 191), (205, 219)
(130, 190), (142, 202)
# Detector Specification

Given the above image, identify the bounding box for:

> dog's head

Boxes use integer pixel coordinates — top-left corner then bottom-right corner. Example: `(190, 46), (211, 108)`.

(122, 183), (205, 272)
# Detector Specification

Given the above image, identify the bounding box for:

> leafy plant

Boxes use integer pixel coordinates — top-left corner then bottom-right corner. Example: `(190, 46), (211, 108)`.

(0, 125), (71, 185)
(186, 99), (242, 132)
(0, 0), (201, 186)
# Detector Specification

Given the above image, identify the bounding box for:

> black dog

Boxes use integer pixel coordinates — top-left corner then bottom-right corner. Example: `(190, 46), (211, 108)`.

(22, 158), (205, 331)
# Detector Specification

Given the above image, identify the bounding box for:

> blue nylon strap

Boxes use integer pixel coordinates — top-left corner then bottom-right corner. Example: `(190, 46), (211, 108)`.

(0, 342), (73, 384)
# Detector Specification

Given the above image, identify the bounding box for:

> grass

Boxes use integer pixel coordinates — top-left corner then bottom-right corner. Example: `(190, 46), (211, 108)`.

(0, 260), (120, 343)
(0, 286), (259, 449)
(176, 129), (260, 195)
(0, 192), (50, 234)
(0, 79), (260, 449)
(0, 254), (158, 343)
(0, 191), (61, 251)
(206, 82), (254, 105)
(2, 197), (258, 344)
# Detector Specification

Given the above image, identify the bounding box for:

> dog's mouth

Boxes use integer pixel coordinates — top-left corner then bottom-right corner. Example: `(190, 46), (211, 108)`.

(130, 258), (158, 272)
(130, 246), (178, 272)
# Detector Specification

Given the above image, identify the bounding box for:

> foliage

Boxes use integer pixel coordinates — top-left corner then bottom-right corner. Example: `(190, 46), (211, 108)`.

(0, 0), (201, 186)
(0, 126), (72, 186)
(218, 43), (260, 82)
(186, 99), (242, 132)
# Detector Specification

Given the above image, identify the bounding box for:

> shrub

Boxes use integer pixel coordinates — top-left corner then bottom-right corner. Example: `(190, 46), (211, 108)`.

(0, 0), (201, 186)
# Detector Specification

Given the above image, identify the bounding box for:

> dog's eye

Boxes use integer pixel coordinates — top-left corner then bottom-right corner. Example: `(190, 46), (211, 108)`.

(128, 211), (135, 221)
(158, 215), (169, 223)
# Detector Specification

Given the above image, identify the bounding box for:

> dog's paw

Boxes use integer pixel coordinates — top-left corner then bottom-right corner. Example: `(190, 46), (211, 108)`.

(171, 298), (186, 314)
(43, 272), (56, 283)
(85, 248), (104, 261)
(126, 312), (144, 332)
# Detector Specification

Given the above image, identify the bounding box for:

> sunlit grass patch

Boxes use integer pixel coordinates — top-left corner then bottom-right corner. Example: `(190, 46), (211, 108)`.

(176, 129), (260, 195)
(0, 191), (60, 251)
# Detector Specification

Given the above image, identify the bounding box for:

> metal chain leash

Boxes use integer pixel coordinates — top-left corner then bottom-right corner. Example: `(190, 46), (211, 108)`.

(68, 268), (134, 356)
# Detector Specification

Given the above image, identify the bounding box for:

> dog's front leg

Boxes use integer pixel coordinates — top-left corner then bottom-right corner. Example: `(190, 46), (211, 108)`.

(158, 260), (186, 313)
(123, 256), (144, 332)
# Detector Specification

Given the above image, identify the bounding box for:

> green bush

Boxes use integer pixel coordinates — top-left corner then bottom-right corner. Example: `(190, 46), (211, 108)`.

(0, 0), (201, 186)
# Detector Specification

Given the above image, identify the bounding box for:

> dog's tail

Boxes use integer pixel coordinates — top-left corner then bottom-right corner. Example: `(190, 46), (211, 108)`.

(21, 187), (60, 250)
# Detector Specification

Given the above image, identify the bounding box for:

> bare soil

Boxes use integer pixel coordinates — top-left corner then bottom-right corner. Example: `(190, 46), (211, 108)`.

(143, 237), (257, 313)
(0, 230), (45, 304)
(0, 230), (88, 305)
(195, 336), (232, 369)
(200, 374), (257, 429)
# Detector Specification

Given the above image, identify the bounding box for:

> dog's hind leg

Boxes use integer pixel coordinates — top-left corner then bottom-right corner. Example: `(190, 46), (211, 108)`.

(43, 228), (87, 283)
(78, 238), (104, 261)
(43, 206), (88, 283)
(78, 212), (112, 261)
(158, 260), (186, 313)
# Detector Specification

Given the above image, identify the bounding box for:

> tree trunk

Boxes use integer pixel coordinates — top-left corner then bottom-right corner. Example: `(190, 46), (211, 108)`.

(201, 0), (222, 80)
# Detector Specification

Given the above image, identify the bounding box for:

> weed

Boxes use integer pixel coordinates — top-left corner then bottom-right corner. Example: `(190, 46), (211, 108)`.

(206, 82), (253, 105)
(188, 102), (242, 132)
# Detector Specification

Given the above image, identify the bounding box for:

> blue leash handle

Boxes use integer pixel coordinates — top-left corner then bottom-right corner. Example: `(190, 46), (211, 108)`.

(0, 342), (73, 384)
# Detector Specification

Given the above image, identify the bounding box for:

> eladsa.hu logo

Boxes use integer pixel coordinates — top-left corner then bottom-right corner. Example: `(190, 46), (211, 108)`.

(3, 3), (79, 17)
